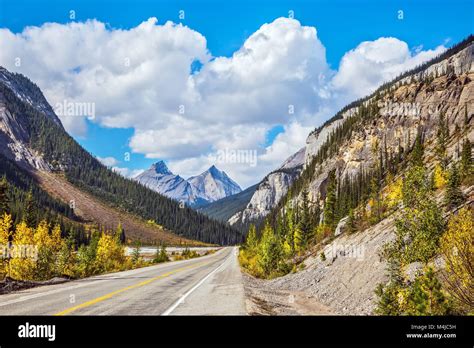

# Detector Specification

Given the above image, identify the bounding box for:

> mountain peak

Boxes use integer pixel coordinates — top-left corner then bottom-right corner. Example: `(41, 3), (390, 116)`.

(208, 165), (221, 175)
(188, 165), (242, 203)
(151, 161), (172, 175)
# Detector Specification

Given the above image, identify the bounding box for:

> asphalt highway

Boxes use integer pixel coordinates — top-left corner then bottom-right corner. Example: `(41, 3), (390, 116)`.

(0, 247), (246, 315)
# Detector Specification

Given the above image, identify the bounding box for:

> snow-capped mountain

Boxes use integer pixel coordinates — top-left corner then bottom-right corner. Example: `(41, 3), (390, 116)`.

(135, 162), (242, 206)
(134, 161), (205, 206)
(188, 165), (242, 202)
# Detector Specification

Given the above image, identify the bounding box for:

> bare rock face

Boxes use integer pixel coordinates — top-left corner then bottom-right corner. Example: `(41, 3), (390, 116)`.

(244, 41), (474, 315)
(230, 42), (474, 228)
(229, 147), (305, 225)
(304, 111), (353, 167)
(233, 170), (298, 223)
(0, 66), (67, 171)
(0, 98), (51, 171)
(301, 42), (474, 208)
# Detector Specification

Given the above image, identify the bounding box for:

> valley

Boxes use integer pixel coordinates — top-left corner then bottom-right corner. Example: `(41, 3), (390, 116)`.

(34, 170), (200, 245)
(0, 26), (471, 317)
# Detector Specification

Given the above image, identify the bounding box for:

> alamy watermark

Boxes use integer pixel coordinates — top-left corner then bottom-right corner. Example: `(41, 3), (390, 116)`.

(54, 99), (96, 120)
(0, 244), (38, 261)
(325, 243), (365, 261)
(209, 148), (258, 167)
(379, 101), (443, 118)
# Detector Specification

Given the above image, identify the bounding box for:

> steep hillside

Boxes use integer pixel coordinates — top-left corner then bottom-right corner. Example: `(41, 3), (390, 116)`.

(0, 67), (243, 245)
(240, 36), (474, 315)
(267, 35), (473, 227)
(229, 147), (305, 226)
(35, 170), (200, 245)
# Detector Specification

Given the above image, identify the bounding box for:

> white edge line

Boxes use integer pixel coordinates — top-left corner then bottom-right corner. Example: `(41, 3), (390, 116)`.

(0, 248), (228, 308)
(161, 248), (234, 316)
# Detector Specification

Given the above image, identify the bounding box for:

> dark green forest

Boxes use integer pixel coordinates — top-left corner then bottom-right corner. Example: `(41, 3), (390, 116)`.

(0, 75), (243, 246)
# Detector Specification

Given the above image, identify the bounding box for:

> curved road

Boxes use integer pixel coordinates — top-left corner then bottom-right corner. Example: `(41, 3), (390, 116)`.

(0, 247), (246, 315)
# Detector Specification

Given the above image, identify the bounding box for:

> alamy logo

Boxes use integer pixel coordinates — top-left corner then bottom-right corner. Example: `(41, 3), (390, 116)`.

(18, 322), (56, 341)
(54, 99), (95, 120)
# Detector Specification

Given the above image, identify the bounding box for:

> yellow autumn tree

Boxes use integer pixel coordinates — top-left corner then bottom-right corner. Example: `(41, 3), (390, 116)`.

(440, 207), (474, 313)
(0, 213), (12, 278)
(34, 220), (51, 247)
(95, 232), (125, 272)
(9, 222), (36, 280)
(35, 220), (57, 280)
(50, 224), (64, 253)
(433, 164), (447, 189)
(385, 177), (403, 209)
(293, 226), (304, 253)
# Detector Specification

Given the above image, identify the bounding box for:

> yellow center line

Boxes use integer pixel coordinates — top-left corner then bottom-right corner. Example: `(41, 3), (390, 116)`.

(54, 260), (210, 315)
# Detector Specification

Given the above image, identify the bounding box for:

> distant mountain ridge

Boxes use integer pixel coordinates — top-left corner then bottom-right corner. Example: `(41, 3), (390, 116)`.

(198, 183), (258, 224)
(0, 66), (243, 245)
(135, 161), (242, 206)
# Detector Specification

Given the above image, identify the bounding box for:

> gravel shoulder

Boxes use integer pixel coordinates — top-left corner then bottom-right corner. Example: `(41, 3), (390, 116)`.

(241, 216), (396, 315)
(243, 273), (334, 315)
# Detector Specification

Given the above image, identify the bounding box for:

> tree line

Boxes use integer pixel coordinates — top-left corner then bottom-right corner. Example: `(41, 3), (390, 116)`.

(0, 78), (243, 246)
(239, 77), (473, 314)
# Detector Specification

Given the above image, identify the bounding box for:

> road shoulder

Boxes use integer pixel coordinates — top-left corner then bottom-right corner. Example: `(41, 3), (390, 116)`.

(242, 273), (334, 315)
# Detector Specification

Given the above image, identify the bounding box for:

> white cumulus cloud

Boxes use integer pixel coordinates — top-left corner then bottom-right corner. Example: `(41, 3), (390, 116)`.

(97, 156), (119, 167)
(331, 37), (445, 100)
(0, 18), (446, 187)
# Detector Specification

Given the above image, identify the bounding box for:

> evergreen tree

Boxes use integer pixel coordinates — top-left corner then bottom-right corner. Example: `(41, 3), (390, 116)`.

(347, 208), (357, 233)
(460, 138), (472, 181)
(245, 224), (258, 252)
(257, 223), (283, 278)
(369, 177), (382, 223)
(374, 282), (402, 315)
(436, 112), (449, 169)
(0, 176), (9, 215)
(297, 188), (312, 250)
(404, 268), (452, 315)
(411, 132), (424, 167)
(387, 166), (444, 264)
(131, 240), (141, 264)
(323, 170), (337, 230)
(445, 164), (464, 209)
(24, 190), (36, 228)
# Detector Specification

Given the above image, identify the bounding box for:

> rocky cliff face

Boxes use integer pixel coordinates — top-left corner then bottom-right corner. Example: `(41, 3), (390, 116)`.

(243, 39), (474, 315)
(0, 67), (59, 171)
(300, 42), (473, 207)
(229, 147), (305, 225)
(231, 41), (474, 227)
(0, 67), (62, 127)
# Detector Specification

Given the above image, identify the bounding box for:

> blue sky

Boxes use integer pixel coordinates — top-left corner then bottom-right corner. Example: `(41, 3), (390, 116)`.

(0, 0), (472, 186)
